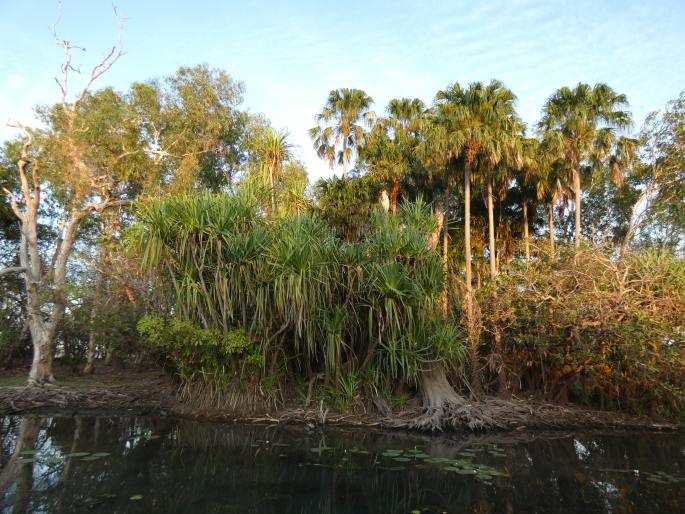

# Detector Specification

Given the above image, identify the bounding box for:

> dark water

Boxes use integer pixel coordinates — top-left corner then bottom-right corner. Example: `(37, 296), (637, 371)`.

(1, 416), (684, 513)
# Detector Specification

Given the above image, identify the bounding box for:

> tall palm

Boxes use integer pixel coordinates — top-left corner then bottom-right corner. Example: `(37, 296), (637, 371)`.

(310, 88), (374, 179)
(432, 80), (519, 394)
(482, 120), (522, 279)
(362, 98), (426, 212)
(517, 137), (545, 261)
(254, 128), (293, 216)
(538, 83), (631, 247)
(536, 139), (572, 255)
(434, 80), (520, 287)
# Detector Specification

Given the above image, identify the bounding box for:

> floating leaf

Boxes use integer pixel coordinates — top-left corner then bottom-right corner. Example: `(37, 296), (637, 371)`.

(393, 457), (411, 462)
(129, 495), (143, 501)
(67, 452), (90, 458)
(91, 453), (111, 458)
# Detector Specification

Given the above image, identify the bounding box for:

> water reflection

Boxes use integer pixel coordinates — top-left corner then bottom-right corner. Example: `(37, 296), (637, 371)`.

(1, 416), (684, 513)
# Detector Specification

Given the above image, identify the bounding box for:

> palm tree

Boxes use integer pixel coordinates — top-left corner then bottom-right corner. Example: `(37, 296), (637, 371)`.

(310, 88), (374, 179)
(538, 83), (632, 247)
(362, 98), (426, 212)
(482, 120), (522, 279)
(254, 128), (293, 216)
(434, 80), (520, 286)
(517, 137), (545, 261)
(431, 80), (519, 394)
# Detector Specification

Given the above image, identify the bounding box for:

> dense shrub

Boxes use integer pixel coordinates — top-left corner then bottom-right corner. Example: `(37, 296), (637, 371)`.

(131, 193), (467, 406)
(481, 249), (685, 417)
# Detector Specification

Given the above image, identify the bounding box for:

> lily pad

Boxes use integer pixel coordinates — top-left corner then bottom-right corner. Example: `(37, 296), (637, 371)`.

(129, 495), (143, 501)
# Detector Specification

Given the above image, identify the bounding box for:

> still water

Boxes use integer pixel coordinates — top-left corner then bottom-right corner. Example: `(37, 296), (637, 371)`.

(1, 415), (684, 513)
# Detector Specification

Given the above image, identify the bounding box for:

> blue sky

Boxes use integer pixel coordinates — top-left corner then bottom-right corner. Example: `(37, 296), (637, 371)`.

(1, 0), (684, 181)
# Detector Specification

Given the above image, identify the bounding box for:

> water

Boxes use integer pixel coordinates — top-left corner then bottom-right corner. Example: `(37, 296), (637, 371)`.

(1, 416), (684, 513)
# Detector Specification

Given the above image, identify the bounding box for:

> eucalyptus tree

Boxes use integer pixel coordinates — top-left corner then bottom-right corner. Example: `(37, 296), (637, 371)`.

(0, 13), (135, 384)
(128, 65), (248, 193)
(309, 88), (374, 179)
(623, 94), (685, 253)
(538, 83), (632, 247)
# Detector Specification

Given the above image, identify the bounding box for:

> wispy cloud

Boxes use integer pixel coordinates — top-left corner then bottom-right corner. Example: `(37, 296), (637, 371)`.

(0, 0), (683, 180)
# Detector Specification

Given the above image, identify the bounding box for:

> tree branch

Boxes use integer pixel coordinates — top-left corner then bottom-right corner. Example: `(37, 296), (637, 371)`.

(0, 266), (27, 277)
(71, 5), (125, 114)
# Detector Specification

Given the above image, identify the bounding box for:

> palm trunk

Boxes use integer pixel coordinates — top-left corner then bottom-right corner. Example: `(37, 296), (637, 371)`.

(522, 193), (530, 262)
(389, 176), (399, 214)
(486, 177), (496, 280)
(269, 163), (276, 216)
(342, 140), (348, 179)
(486, 178), (506, 395)
(464, 165), (473, 304)
(464, 165), (480, 395)
(441, 223), (449, 318)
(548, 202), (555, 254)
(573, 166), (581, 247)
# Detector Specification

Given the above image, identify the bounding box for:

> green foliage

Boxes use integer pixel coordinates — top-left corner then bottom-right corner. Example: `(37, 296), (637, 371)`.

(138, 315), (254, 384)
(130, 193), (467, 398)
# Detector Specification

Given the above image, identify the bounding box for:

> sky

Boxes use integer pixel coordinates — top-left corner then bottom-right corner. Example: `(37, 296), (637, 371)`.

(1, 0), (684, 182)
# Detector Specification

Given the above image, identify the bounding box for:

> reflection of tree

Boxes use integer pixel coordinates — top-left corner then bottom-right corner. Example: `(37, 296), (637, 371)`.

(0, 416), (41, 514)
(1, 417), (684, 513)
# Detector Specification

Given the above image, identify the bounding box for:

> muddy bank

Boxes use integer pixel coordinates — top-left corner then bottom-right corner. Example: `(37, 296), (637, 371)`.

(0, 365), (681, 433)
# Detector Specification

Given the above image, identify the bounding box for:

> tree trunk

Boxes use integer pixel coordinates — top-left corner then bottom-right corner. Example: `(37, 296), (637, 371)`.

(342, 140), (348, 179)
(269, 163), (276, 216)
(464, 165), (481, 396)
(464, 165), (473, 308)
(522, 193), (530, 262)
(0, 417), (41, 512)
(28, 328), (55, 385)
(84, 264), (106, 375)
(389, 176), (399, 214)
(548, 202), (555, 255)
(441, 222), (449, 318)
(419, 362), (464, 409)
(573, 166), (581, 247)
(486, 177), (496, 280)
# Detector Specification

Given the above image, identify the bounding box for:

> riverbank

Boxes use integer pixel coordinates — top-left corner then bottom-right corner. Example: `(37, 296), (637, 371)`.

(0, 363), (681, 433)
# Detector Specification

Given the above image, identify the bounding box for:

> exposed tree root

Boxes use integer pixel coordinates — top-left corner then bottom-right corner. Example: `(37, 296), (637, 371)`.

(386, 397), (678, 432)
